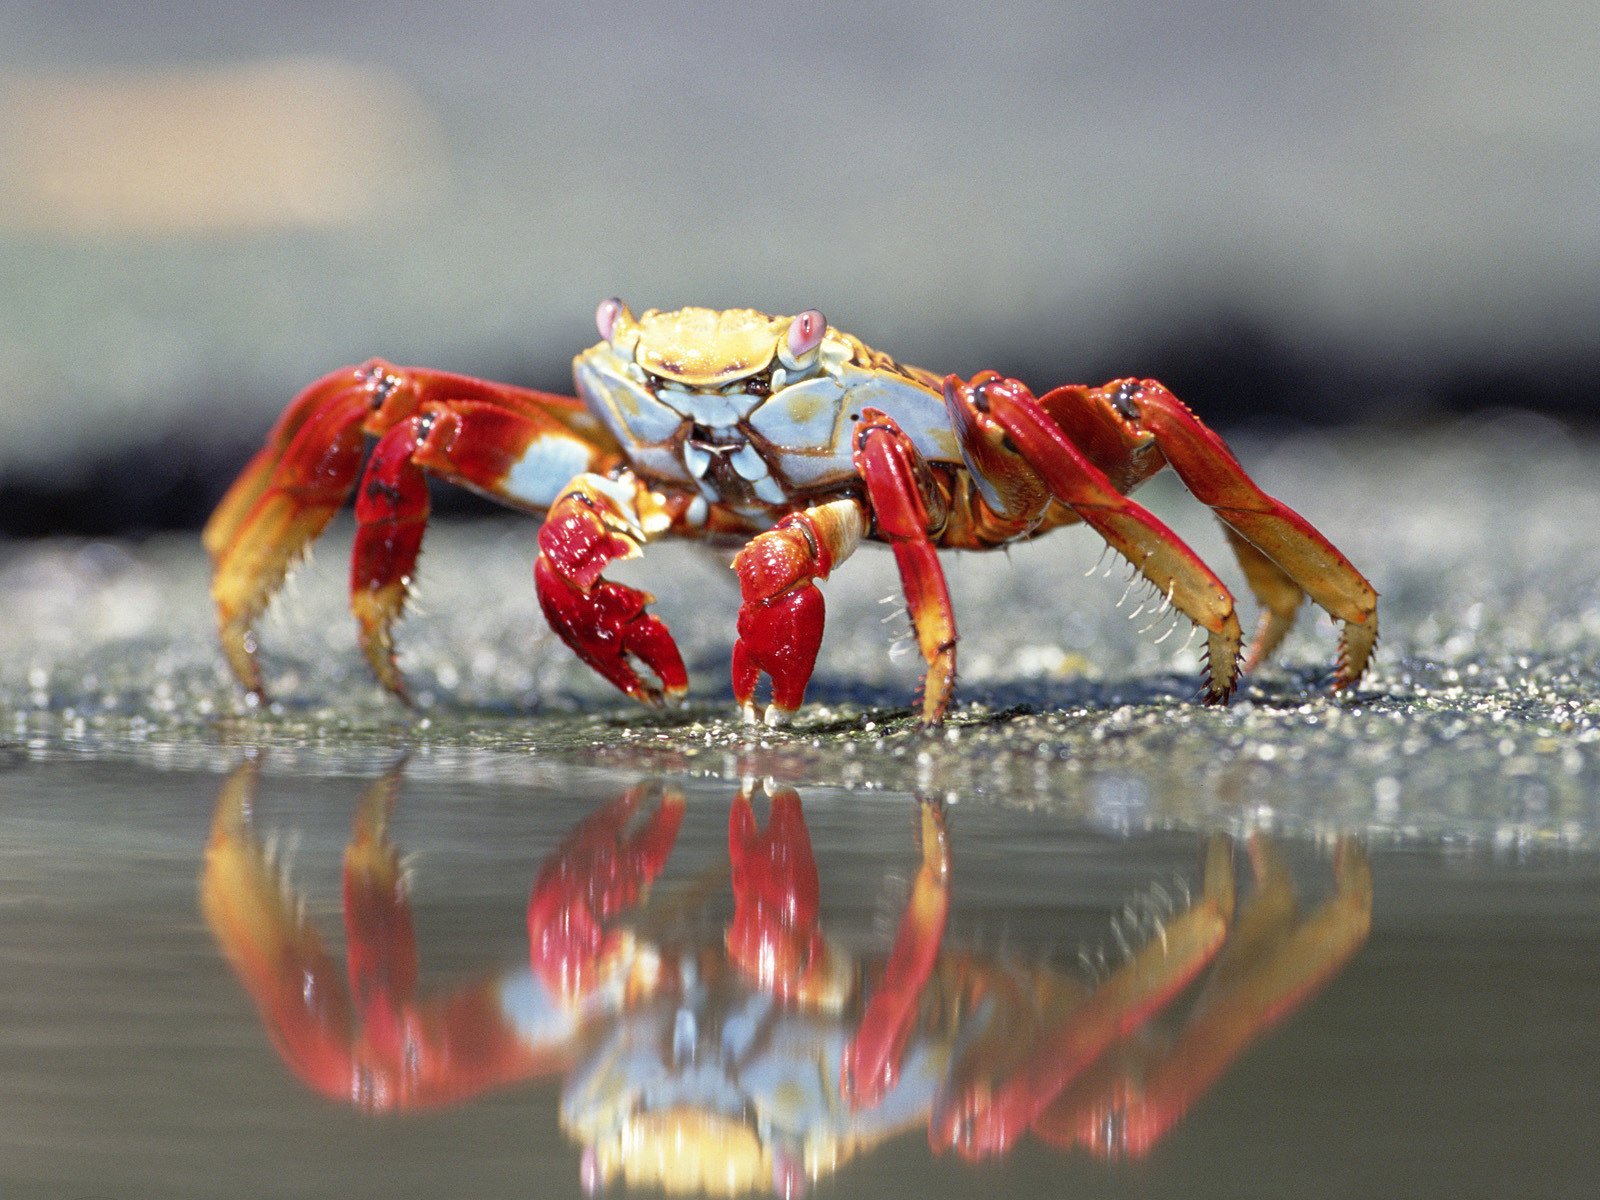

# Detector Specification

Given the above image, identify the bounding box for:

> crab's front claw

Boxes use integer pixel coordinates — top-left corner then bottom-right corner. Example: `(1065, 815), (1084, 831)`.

(534, 478), (687, 706)
(932, 835), (1235, 1160)
(726, 784), (838, 1005)
(528, 783), (686, 1004)
(204, 361), (413, 698)
(842, 799), (950, 1108)
(200, 760), (359, 1099)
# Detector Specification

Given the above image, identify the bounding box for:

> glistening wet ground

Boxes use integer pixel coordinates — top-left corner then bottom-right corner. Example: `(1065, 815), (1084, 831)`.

(3, 421), (1599, 1197)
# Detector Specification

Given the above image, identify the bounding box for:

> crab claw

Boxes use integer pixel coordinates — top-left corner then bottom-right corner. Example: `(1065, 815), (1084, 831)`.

(204, 361), (405, 698)
(534, 476), (687, 706)
(725, 784), (837, 1004)
(527, 783), (686, 1004)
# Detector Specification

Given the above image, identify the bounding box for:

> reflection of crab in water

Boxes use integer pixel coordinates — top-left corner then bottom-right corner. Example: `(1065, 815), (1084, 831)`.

(202, 765), (1372, 1194)
(204, 301), (1378, 725)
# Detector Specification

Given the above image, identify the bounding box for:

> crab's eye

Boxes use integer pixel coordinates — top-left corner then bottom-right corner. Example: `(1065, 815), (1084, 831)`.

(786, 309), (827, 359)
(595, 296), (628, 342)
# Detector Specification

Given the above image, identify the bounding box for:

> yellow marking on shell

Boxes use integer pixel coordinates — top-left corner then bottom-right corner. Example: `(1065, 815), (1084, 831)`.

(633, 307), (786, 387)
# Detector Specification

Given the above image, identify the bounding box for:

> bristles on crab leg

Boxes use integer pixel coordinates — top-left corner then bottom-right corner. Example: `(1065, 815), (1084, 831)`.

(953, 376), (1243, 702)
(1129, 382), (1379, 688)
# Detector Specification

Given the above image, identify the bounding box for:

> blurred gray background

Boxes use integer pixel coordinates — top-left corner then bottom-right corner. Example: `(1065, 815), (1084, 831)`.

(2, 0), (1597, 533)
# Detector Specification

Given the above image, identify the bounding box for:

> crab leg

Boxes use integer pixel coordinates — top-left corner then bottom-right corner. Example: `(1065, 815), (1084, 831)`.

(534, 471), (688, 706)
(854, 408), (960, 725)
(208, 358), (617, 701)
(1117, 380), (1378, 687)
(731, 499), (867, 726)
(204, 368), (374, 697)
(950, 375), (1245, 700)
(1035, 836), (1372, 1158)
(350, 400), (616, 701)
(932, 835), (1235, 1160)
(527, 782), (686, 1003)
(841, 798), (950, 1108)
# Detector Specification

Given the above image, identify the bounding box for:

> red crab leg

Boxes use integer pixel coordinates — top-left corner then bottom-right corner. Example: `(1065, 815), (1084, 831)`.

(1035, 836), (1372, 1158)
(350, 418), (432, 701)
(950, 374), (1244, 700)
(731, 499), (868, 726)
(204, 367), (377, 697)
(534, 472), (687, 706)
(348, 399), (615, 701)
(1113, 380), (1379, 687)
(854, 408), (960, 725)
(841, 798), (950, 1108)
(932, 835), (1236, 1161)
(527, 782), (686, 1004)
(725, 783), (835, 1004)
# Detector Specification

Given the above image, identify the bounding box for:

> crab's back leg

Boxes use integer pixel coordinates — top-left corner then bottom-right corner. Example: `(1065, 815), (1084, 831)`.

(206, 369), (374, 696)
(731, 498), (867, 726)
(349, 399), (618, 701)
(1105, 381), (1378, 686)
(854, 408), (961, 725)
(950, 375), (1244, 700)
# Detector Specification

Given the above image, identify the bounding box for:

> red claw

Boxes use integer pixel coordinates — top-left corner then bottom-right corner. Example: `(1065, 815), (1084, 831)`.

(527, 783), (685, 1004)
(534, 484), (688, 706)
(725, 785), (831, 1003)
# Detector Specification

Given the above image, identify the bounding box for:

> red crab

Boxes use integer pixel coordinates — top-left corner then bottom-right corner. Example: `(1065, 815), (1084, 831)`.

(204, 301), (1378, 724)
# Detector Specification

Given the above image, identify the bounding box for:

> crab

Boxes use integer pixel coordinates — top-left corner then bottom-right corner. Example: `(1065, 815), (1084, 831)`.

(204, 300), (1378, 724)
(202, 764), (1373, 1191)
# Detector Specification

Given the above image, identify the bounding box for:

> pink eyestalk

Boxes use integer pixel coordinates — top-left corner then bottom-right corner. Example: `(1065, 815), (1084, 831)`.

(595, 296), (628, 342)
(785, 309), (827, 360)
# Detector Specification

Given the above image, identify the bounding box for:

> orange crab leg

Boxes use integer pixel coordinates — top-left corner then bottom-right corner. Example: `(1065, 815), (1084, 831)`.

(933, 835), (1236, 1160)
(527, 782), (686, 1004)
(842, 798), (950, 1108)
(731, 499), (867, 725)
(1036, 836), (1372, 1158)
(725, 784), (835, 1004)
(854, 408), (959, 725)
(952, 374), (1244, 700)
(205, 370), (374, 697)
(1118, 380), (1379, 687)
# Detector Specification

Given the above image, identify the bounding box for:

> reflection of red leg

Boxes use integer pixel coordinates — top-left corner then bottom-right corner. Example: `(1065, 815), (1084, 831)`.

(726, 785), (833, 1004)
(1036, 837), (1372, 1158)
(527, 783), (686, 1003)
(951, 374), (1243, 699)
(934, 836), (1236, 1160)
(731, 499), (867, 725)
(842, 799), (949, 1108)
(854, 409), (959, 725)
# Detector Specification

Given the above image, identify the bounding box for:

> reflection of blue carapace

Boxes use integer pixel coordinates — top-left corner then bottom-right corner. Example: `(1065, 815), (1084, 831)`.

(201, 762), (1371, 1195)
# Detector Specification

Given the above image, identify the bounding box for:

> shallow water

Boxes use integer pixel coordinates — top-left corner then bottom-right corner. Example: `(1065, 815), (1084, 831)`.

(4, 751), (1596, 1199)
